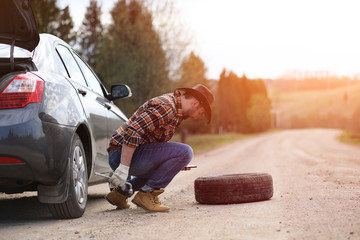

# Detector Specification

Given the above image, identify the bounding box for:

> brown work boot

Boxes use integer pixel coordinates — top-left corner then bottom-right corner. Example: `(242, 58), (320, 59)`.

(132, 190), (170, 212)
(105, 188), (130, 209)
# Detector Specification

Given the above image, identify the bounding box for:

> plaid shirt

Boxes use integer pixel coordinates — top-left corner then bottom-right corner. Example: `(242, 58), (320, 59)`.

(108, 91), (183, 151)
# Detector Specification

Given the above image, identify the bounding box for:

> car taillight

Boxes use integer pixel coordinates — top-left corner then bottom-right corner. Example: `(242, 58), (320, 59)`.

(0, 157), (24, 164)
(0, 72), (44, 109)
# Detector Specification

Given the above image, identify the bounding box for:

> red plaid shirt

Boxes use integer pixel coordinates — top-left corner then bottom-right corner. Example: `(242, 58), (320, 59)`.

(108, 91), (183, 151)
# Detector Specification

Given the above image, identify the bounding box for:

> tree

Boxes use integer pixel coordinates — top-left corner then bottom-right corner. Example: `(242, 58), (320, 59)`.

(145, 0), (193, 81)
(217, 70), (250, 133)
(177, 52), (208, 87)
(246, 94), (271, 132)
(77, 0), (103, 70)
(29, 0), (75, 44)
(29, 0), (60, 34)
(97, 0), (170, 115)
(216, 70), (272, 133)
(176, 52), (211, 137)
(54, 6), (76, 44)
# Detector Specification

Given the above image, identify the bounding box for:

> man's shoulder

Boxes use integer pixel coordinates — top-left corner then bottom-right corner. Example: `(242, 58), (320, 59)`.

(149, 93), (175, 106)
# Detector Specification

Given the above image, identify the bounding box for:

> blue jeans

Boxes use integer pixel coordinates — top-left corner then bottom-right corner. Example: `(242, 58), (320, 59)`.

(108, 142), (193, 191)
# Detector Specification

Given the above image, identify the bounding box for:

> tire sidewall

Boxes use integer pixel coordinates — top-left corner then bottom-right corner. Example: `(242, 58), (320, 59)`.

(194, 173), (273, 204)
(67, 133), (88, 216)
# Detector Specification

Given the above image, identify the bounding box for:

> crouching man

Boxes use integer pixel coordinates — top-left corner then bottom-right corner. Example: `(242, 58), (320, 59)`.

(105, 84), (214, 212)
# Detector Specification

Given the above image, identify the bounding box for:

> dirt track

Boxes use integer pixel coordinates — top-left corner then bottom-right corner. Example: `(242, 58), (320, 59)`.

(1, 129), (360, 240)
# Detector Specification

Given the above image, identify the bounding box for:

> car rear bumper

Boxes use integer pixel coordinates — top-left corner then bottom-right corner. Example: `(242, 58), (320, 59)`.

(0, 104), (75, 193)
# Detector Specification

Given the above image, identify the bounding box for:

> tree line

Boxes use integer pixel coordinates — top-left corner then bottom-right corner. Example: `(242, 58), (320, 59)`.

(30, 0), (272, 135)
(265, 71), (357, 92)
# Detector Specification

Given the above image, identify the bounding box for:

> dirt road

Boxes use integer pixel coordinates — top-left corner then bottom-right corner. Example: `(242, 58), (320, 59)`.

(1, 129), (359, 240)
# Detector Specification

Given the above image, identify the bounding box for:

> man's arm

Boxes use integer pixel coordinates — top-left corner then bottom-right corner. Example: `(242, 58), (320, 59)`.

(120, 143), (136, 166)
(109, 144), (136, 190)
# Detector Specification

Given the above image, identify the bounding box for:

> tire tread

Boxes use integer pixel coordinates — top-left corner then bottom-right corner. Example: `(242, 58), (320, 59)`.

(195, 173), (273, 204)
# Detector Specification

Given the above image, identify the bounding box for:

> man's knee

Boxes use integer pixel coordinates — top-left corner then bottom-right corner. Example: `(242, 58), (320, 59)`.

(179, 143), (193, 163)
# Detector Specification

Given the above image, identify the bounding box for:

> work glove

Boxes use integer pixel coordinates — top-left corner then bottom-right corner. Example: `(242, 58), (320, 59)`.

(109, 163), (130, 191)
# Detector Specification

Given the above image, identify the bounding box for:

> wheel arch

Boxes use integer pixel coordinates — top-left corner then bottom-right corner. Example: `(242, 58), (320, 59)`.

(76, 124), (92, 179)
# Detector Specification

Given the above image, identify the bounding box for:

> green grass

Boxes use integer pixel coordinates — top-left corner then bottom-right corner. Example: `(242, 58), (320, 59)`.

(171, 133), (251, 153)
(338, 130), (360, 146)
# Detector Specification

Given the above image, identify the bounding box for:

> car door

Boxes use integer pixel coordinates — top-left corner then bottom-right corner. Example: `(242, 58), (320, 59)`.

(71, 52), (125, 176)
(55, 45), (110, 176)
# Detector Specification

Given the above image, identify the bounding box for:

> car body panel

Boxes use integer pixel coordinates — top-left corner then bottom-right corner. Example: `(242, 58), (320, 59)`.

(0, 111), (74, 184)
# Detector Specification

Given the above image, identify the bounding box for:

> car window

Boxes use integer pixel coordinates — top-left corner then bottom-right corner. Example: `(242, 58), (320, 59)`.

(53, 48), (71, 78)
(56, 45), (87, 87)
(72, 52), (104, 97)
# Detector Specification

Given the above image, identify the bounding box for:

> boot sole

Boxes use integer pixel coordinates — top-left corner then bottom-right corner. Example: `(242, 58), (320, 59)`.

(105, 196), (129, 209)
(131, 199), (169, 212)
(105, 195), (116, 206)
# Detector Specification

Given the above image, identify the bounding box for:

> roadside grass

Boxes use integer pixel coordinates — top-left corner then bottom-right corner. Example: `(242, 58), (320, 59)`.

(338, 130), (360, 146)
(171, 133), (245, 153)
(171, 132), (274, 154)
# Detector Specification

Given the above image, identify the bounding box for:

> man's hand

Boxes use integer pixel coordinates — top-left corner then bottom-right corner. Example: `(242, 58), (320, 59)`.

(109, 163), (130, 190)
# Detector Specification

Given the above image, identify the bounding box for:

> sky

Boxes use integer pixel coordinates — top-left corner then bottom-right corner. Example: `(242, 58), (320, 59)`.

(58, 0), (360, 80)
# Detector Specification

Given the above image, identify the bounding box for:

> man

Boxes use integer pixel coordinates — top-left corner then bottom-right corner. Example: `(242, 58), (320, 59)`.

(105, 84), (214, 212)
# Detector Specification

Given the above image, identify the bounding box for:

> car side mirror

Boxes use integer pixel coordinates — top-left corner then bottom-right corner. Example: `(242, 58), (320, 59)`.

(107, 84), (132, 101)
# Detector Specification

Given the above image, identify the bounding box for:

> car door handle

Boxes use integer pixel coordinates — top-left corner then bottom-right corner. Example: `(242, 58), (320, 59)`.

(78, 89), (87, 96)
(104, 103), (111, 110)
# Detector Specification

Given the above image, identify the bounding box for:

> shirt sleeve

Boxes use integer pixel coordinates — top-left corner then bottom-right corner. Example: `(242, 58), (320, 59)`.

(122, 100), (175, 148)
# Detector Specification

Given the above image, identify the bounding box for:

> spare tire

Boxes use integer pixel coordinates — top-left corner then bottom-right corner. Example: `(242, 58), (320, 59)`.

(194, 173), (273, 204)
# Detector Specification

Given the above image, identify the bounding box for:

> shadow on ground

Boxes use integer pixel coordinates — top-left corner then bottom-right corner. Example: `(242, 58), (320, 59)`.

(0, 193), (106, 226)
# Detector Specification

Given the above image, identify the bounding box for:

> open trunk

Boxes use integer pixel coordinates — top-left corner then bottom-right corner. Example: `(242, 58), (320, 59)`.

(0, 57), (37, 79)
(0, 0), (39, 79)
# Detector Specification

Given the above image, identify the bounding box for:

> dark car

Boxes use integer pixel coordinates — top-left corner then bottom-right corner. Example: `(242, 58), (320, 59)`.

(0, 0), (131, 218)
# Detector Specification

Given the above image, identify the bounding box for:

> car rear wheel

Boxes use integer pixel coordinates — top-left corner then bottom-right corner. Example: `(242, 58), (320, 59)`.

(194, 173), (273, 204)
(48, 134), (88, 218)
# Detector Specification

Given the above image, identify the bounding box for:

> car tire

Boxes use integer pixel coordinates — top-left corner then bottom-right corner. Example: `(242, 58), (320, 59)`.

(48, 134), (88, 218)
(194, 173), (273, 204)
